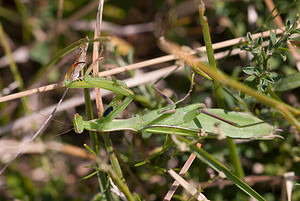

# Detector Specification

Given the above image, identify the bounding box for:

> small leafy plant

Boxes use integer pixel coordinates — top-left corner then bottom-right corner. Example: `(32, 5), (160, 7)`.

(242, 19), (300, 94)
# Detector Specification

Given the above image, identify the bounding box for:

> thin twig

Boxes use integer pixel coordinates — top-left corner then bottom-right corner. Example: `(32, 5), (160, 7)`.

(0, 140), (95, 160)
(93, 0), (104, 116)
(163, 143), (202, 201)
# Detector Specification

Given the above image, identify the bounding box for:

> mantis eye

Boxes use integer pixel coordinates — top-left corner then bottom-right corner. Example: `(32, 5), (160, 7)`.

(103, 106), (114, 117)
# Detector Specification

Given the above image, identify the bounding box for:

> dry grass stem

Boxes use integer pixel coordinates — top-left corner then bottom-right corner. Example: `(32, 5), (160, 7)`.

(168, 169), (209, 201)
(93, 0), (104, 116)
(0, 140), (95, 160)
(164, 143), (202, 201)
(0, 25), (294, 104)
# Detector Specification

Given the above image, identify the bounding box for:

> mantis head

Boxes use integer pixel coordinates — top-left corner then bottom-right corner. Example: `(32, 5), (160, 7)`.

(73, 113), (84, 134)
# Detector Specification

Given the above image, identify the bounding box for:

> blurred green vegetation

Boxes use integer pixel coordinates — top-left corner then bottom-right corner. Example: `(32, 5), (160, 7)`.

(0, 0), (300, 200)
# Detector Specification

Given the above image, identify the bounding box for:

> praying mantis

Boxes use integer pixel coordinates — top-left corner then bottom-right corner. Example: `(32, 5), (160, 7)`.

(65, 75), (275, 139)
(0, 40), (275, 175)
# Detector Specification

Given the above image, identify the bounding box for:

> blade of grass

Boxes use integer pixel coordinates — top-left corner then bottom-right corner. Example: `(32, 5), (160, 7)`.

(175, 136), (265, 201)
(198, 2), (224, 108)
(188, 141), (266, 201)
(90, 0), (128, 198)
(13, 0), (31, 41)
(0, 22), (30, 114)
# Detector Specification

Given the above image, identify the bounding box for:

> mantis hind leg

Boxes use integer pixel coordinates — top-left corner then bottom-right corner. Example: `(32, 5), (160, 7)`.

(198, 109), (266, 128)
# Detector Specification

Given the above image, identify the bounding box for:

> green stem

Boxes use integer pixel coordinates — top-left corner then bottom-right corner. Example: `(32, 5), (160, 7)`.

(103, 133), (125, 182)
(198, 6), (224, 109)
(84, 88), (99, 151)
(83, 88), (111, 200)
(198, 2), (245, 183)
(105, 165), (136, 201)
(226, 139), (244, 177)
(0, 22), (30, 114)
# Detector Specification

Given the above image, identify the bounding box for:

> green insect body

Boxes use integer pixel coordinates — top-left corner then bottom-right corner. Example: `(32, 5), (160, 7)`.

(73, 103), (275, 139)
(66, 76), (275, 139)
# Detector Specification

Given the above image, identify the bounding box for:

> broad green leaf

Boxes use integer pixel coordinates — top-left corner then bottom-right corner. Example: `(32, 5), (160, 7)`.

(242, 66), (256, 75)
(276, 72), (300, 91)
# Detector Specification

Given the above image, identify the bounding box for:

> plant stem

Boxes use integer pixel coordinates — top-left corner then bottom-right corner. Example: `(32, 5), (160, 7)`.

(198, 5), (224, 109)
(0, 22), (30, 114)
(84, 88), (99, 151)
(83, 87), (111, 200)
(198, 1), (245, 186)
(104, 165), (136, 201)
(92, 0), (129, 196)
(159, 39), (300, 131)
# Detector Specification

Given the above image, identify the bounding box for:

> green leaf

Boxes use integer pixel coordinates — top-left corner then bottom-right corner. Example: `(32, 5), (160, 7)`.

(285, 20), (291, 31)
(134, 161), (147, 167)
(241, 45), (251, 51)
(242, 66), (256, 75)
(264, 74), (275, 83)
(255, 36), (263, 46)
(276, 72), (300, 91)
(82, 171), (98, 180)
(247, 32), (253, 42)
(84, 143), (97, 155)
(291, 29), (300, 34)
(189, 144), (266, 201)
(270, 31), (276, 47)
(280, 54), (287, 62)
(252, 47), (261, 54)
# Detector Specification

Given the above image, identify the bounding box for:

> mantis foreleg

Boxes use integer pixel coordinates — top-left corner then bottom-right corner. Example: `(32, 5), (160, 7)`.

(66, 76), (135, 133)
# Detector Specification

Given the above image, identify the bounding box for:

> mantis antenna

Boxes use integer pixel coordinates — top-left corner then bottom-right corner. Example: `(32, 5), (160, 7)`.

(0, 41), (89, 175)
